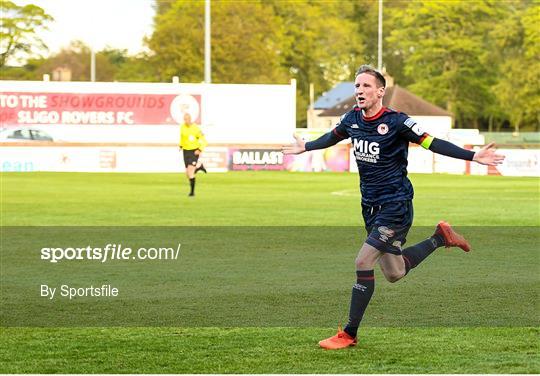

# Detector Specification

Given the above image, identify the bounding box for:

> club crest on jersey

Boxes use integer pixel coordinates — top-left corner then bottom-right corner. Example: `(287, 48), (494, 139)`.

(377, 123), (389, 135)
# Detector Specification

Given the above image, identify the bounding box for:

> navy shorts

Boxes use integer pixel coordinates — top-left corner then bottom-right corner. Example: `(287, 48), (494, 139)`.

(362, 200), (413, 255)
(183, 149), (199, 168)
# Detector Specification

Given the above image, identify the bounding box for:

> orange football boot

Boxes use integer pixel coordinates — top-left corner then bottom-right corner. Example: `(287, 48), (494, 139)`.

(318, 324), (357, 350)
(435, 221), (471, 252)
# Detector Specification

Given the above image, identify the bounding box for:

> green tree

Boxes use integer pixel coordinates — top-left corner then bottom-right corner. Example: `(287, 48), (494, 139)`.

(154, 0), (173, 16)
(268, 1), (364, 126)
(351, 0), (410, 86)
(115, 53), (161, 82)
(32, 40), (115, 81)
(387, 0), (502, 128)
(0, 42), (159, 82)
(0, 1), (53, 67)
(148, 0), (364, 126)
(148, 0), (289, 84)
(491, 1), (540, 131)
(99, 47), (160, 82)
(0, 56), (44, 80)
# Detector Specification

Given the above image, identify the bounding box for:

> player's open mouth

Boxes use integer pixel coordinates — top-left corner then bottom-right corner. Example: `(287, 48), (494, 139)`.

(357, 97), (366, 104)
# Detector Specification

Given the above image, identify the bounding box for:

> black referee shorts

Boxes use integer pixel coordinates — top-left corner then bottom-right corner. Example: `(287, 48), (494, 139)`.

(182, 149), (199, 168)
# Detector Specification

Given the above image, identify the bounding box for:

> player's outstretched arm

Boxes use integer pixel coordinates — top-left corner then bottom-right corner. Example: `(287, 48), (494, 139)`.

(282, 134), (306, 155)
(282, 130), (345, 155)
(472, 142), (505, 166)
(426, 138), (505, 166)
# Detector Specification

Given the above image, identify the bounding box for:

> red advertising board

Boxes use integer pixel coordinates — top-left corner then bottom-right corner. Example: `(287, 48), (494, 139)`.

(0, 92), (201, 126)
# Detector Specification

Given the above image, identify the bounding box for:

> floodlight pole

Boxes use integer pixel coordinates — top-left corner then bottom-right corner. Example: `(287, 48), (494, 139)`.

(90, 48), (96, 82)
(204, 0), (211, 83)
(377, 0), (383, 71)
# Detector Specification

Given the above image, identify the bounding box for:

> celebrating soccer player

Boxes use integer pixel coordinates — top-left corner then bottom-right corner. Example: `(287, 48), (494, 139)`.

(282, 65), (505, 350)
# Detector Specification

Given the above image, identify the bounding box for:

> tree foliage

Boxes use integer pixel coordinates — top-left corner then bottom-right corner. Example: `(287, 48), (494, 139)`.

(0, 0), (53, 67)
(491, 1), (540, 131)
(2, 41), (155, 82)
(351, 0), (410, 86)
(267, 1), (364, 126)
(30, 41), (113, 81)
(2, 0), (538, 130)
(387, 0), (500, 127)
(148, 0), (289, 84)
(149, 0), (364, 125)
(386, 0), (538, 130)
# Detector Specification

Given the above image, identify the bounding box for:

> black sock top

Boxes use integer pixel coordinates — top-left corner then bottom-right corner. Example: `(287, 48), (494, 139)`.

(356, 270), (374, 280)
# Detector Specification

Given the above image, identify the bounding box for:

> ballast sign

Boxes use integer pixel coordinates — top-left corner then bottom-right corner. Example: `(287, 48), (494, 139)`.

(230, 149), (285, 171)
(0, 92), (201, 126)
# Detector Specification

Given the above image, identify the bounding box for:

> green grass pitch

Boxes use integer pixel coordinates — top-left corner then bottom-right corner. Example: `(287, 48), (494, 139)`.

(1, 171), (539, 373)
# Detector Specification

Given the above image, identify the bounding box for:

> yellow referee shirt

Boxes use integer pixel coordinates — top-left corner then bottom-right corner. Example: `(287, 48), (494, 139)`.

(179, 123), (207, 151)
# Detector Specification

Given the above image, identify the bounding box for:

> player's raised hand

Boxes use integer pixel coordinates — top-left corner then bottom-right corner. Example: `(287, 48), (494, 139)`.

(473, 143), (505, 165)
(282, 134), (306, 155)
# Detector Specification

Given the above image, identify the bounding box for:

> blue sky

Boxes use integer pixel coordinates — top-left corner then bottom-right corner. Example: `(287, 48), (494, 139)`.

(16, 0), (155, 55)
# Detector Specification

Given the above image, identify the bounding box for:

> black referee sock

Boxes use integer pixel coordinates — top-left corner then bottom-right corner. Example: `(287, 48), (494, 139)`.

(402, 234), (444, 274)
(344, 270), (375, 338)
(189, 178), (195, 195)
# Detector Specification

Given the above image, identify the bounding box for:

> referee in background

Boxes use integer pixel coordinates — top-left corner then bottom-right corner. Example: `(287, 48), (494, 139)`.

(179, 113), (207, 197)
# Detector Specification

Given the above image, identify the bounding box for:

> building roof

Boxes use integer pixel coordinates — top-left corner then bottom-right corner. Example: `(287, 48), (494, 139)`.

(318, 84), (452, 117)
(313, 82), (355, 109)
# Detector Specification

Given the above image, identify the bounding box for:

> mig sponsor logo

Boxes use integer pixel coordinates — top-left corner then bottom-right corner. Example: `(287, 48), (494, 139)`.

(353, 139), (380, 163)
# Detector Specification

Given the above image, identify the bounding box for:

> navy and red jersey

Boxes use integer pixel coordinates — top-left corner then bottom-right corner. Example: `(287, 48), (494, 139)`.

(328, 106), (428, 206)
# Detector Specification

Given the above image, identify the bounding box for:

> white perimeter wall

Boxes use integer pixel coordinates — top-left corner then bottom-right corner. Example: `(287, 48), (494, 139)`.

(0, 146), (229, 173)
(2, 143), (538, 176)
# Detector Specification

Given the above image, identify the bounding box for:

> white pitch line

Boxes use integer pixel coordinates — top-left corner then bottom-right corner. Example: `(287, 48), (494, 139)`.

(330, 189), (359, 197)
